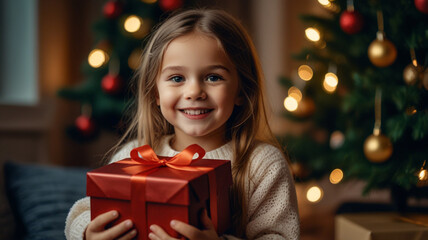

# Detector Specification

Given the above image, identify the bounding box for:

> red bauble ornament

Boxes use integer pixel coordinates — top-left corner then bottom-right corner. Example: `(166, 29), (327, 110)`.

(159, 0), (183, 11)
(101, 74), (123, 95)
(75, 115), (96, 136)
(340, 10), (364, 34)
(103, 0), (123, 19)
(415, 0), (428, 13)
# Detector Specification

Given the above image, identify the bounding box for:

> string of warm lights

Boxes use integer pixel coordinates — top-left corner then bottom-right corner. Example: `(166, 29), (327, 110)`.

(87, 14), (151, 70)
(297, 3), (345, 204)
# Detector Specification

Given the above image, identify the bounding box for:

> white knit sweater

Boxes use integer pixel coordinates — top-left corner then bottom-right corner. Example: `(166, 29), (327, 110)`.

(65, 135), (300, 239)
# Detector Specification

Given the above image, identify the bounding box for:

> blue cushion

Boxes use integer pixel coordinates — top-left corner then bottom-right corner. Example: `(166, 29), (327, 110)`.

(4, 162), (88, 240)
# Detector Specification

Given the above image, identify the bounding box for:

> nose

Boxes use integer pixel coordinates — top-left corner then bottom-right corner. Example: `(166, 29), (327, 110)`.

(184, 80), (207, 100)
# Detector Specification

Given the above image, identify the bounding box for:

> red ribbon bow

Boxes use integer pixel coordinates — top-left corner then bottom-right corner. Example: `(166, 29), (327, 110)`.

(130, 144), (206, 170)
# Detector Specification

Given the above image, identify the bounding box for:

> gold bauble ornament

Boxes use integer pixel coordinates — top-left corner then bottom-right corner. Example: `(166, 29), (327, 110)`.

(368, 38), (397, 67)
(363, 133), (393, 163)
(403, 64), (424, 85)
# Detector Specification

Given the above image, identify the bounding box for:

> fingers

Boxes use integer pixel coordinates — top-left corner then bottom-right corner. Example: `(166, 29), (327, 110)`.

(103, 219), (134, 239)
(169, 220), (202, 239)
(88, 210), (119, 232)
(149, 214), (219, 240)
(117, 228), (138, 240)
(148, 224), (178, 240)
(86, 210), (136, 240)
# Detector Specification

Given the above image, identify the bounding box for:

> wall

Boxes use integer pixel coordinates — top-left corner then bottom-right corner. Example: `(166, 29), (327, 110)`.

(0, 0), (120, 167)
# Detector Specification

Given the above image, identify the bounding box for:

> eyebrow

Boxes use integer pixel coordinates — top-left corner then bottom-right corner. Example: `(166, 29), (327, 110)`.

(161, 64), (231, 74)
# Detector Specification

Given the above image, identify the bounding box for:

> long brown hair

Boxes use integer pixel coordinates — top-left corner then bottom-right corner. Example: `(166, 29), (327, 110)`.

(114, 9), (280, 237)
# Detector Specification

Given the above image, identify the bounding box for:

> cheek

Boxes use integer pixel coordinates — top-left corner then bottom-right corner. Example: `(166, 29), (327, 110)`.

(157, 89), (177, 108)
(218, 90), (237, 112)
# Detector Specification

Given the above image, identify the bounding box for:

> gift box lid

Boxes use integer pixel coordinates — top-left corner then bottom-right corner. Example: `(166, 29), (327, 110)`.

(87, 157), (232, 206)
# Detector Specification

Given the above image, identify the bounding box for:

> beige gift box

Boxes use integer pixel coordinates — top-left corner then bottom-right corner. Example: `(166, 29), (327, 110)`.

(335, 212), (428, 240)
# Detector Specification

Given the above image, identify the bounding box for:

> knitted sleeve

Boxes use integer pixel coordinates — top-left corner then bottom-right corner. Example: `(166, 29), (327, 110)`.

(244, 144), (300, 240)
(64, 197), (90, 240)
(109, 140), (138, 163)
(64, 141), (136, 240)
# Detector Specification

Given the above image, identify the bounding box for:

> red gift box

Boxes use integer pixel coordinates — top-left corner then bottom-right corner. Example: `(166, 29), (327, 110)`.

(87, 144), (232, 240)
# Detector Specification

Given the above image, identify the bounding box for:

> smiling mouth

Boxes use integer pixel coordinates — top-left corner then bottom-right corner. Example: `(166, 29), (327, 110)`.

(180, 109), (213, 115)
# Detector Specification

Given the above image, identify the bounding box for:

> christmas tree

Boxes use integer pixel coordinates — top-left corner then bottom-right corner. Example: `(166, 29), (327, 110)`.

(58, 0), (186, 140)
(280, 0), (428, 195)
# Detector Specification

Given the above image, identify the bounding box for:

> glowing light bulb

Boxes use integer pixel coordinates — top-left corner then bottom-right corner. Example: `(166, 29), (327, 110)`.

(298, 65), (313, 81)
(323, 72), (338, 93)
(88, 49), (108, 68)
(288, 87), (302, 102)
(419, 169), (428, 181)
(124, 15), (142, 33)
(329, 169), (344, 184)
(284, 96), (298, 112)
(306, 186), (323, 203)
(305, 28), (321, 42)
(318, 0), (331, 6)
(323, 81), (336, 93)
(324, 72), (338, 87)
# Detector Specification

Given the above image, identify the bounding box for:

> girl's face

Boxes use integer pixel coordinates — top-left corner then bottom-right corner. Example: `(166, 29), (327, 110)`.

(156, 32), (241, 149)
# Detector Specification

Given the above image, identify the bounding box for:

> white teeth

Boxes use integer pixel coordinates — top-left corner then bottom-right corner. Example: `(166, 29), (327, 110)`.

(182, 109), (210, 115)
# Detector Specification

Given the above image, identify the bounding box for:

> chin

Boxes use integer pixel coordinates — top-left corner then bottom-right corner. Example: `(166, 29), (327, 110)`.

(181, 129), (213, 138)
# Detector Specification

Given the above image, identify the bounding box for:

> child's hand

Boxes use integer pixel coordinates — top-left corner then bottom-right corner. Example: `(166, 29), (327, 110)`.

(148, 210), (220, 240)
(85, 210), (137, 240)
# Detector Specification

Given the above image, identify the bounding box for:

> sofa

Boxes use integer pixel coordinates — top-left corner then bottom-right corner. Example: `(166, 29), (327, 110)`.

(1, 161), (88, 240)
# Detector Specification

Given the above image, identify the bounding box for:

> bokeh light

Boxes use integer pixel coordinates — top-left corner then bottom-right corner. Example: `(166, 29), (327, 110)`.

(330, 130), (345, 149)
(305, 27), (321, 42)
(306, 186), (323, 203)
(324, 72), (338, 87)
(298, 65), (314, 81)
(318, 0), (331, 6)
(124, 15), (142, 33)
(88, 49), (108, 68)
(288, 87), (303, 102)
(323, 72), (338, 93)
(284, 96), (298, 112)
(419, 169), (428, 181)
(329, 168), (344, 184)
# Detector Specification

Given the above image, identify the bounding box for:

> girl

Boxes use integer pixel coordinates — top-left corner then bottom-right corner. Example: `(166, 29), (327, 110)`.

(65, 9), (299, 240)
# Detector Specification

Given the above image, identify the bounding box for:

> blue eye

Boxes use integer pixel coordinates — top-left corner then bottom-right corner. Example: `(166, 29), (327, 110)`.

(169, 76), (184, 83)
(206, 75), (223, 82)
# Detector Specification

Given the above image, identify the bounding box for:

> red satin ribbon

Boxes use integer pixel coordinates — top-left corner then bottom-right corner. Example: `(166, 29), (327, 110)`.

(130, 144), (205, 169)
(128, 144), (218, 237)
